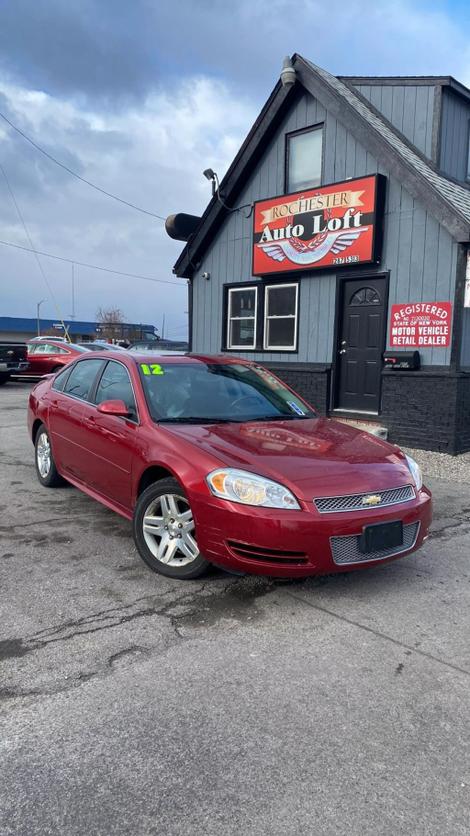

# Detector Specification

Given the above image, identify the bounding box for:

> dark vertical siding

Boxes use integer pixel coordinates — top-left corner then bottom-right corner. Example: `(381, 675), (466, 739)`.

(461, 309), (470, 367)
(191, 89), (458, 368)
(439, 88), (470, 182)
(354, 83), (434, 159)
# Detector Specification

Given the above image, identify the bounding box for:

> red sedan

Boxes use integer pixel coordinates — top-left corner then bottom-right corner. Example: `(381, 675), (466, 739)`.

(22, 340), (89, 377)
(27, 352), (432, 580)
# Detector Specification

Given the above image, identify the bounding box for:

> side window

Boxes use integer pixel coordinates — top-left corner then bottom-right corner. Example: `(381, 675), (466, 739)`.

(53, 345), (69, 355)
(64, 359), (105, 401)
(227, 286), (258, 349)
(263, 284), (298, 350)
(95, 361), (137, 420)
(27, 344), (37, 354)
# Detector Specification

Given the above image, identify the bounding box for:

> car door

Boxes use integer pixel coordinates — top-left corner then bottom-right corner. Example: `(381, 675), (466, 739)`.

(28, 342), (49, 375)
(42, 343), (72, 373)
(80, 360), (138, 510)
(48, 358), (106, 480)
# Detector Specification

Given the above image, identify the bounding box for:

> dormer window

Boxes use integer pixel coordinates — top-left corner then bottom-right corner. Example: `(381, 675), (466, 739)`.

(286, 125), (323, 193)
(467, 119), (470, 181)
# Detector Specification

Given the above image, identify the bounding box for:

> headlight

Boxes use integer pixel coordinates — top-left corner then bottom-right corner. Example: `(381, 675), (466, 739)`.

(405, 454), (423, 492)
(206, 468), (300, 510)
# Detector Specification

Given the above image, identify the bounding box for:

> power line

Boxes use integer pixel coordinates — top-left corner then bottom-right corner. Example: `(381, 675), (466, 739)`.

(0, 110), (166, 221)
(0, 237), (185, 287)
(0, 163), (71, 338)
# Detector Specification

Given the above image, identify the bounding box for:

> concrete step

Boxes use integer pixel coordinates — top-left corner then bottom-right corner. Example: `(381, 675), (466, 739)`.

(334, 417), (388, 441)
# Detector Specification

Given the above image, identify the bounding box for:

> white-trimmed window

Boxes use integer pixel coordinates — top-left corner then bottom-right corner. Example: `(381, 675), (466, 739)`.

(286, 126), (323, 192)
(467, 119), (470, 180)
(227, 286), (258, 349)
(264, 283), (298, 350)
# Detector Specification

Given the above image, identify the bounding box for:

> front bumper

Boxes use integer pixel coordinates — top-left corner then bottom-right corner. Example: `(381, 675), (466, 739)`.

(191, 488), (432, 578)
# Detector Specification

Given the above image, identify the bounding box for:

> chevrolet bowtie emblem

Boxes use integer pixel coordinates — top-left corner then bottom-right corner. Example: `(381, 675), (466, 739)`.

(362, 494), (382, 506)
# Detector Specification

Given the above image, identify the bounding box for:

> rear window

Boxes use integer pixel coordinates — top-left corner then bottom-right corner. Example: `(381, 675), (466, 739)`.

(52, 366), (72, 392)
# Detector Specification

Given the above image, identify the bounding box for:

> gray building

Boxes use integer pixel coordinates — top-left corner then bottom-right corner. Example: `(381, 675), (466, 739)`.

(169, 55), (470, 454)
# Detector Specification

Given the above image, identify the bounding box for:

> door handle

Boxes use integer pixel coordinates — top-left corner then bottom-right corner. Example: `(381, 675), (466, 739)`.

(338, 349), (347, 355)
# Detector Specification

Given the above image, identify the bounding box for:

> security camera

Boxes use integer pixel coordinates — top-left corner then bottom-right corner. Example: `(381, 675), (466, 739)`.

(202, 271), (211, 280)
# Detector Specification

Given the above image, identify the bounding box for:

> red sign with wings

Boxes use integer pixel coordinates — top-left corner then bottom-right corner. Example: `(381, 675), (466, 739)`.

(252, 175), (384, 276)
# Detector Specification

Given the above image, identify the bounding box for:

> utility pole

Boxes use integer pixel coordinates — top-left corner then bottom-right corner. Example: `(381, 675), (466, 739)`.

(36, 299), (47, 336)
(162, 313), (165, 340)
(70, 263), (76, 320)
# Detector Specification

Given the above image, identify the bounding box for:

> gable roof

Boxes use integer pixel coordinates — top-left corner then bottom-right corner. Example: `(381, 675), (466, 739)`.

(174, 55), (470, 278)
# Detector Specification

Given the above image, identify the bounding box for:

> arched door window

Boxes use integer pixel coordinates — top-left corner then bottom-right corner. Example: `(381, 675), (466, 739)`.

(349, 287), (381, 306)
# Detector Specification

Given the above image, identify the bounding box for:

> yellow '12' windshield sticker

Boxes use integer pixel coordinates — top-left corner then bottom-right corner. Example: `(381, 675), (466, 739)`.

(140, 363), (164, 375)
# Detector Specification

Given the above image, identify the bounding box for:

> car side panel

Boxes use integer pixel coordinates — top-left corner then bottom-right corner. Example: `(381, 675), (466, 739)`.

(79, 402), (134, 508)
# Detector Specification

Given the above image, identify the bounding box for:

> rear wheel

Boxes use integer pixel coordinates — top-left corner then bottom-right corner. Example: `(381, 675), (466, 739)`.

(0, 374), (10, 385)
(133, 478), (209, 579)
(34, 425), (65, 487)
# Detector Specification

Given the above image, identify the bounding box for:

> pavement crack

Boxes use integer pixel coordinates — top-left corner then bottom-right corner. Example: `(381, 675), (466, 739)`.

(286, 590), (470, 679)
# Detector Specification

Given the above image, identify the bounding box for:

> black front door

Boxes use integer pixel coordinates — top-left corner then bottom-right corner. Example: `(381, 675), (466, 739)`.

(335, 277), (387, 413)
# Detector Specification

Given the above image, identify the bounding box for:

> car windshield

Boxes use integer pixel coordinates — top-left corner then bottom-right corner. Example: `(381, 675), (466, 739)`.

(138, 361), (316, 423)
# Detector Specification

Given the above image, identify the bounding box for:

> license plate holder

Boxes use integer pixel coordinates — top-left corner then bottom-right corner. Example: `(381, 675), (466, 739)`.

(359, 520), (403, 554)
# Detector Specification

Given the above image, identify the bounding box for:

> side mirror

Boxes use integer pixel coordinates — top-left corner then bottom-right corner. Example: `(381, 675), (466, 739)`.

(96, 399), (130, 417)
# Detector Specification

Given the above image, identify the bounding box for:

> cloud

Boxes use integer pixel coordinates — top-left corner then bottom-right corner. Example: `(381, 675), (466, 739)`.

(0, 74), (255, 332)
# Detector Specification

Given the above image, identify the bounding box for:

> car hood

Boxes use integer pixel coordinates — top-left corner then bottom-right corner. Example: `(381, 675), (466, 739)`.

(164, 417), (414, 500)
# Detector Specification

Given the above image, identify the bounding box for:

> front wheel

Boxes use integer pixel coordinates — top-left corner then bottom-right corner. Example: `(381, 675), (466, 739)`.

(133, 478), (209, 579)
(34, 425), (65, 487)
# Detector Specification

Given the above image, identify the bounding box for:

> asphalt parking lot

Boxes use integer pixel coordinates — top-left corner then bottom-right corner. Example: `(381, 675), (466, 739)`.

(1, 380), (470, 835)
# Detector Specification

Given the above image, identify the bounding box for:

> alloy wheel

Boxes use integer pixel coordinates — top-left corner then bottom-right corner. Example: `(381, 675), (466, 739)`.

(142, 493), (199, 567)
(36, 432), (51, 478)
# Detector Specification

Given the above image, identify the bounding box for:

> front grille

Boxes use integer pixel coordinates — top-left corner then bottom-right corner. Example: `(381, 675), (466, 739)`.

(330, 522), (420, 566)
(315, 485), (415, 514)
(227, 541), (308, 565)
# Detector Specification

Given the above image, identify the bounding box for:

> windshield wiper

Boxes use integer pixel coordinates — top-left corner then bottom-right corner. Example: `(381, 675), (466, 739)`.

(158, 416), (236, 424)
(246, 414), (313, 422)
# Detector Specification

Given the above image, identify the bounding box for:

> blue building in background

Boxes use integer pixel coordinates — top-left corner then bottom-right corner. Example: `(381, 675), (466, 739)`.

(0, 316), (158, 343)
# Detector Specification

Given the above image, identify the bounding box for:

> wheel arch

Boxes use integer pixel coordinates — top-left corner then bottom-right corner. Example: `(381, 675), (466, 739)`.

(136, 464), (180, 498)
(31, 418), (44, 444)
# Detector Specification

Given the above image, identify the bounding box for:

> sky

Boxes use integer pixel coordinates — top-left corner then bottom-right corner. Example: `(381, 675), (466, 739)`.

(1, 0), (470, 339)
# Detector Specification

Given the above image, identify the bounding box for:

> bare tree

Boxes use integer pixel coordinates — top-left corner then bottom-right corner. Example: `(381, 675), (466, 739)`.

(96, 306), (126, 341)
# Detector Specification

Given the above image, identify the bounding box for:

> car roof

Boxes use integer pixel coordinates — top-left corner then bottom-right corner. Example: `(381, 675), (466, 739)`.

(129, 353), (252, 365)
(28, 339), (89, 351)
(71, 350), (254, 366)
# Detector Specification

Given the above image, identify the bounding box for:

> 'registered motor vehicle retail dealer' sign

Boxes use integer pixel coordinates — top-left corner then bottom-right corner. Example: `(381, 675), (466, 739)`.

(389, 302), (452, 347)
(252, 174), (385, 276)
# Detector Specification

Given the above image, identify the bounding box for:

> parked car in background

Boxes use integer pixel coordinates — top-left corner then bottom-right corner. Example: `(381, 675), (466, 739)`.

(21, 340), (90, 377)
(29, 335), (68, 343)
(0, 342), (28, 385)
(28, 351), (431, 581)
(128, 340), (188, 352)
(77, 342), (127, 352)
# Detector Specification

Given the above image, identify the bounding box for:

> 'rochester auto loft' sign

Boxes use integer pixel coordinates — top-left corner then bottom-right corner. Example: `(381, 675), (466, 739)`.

(252, 174), (385, 276)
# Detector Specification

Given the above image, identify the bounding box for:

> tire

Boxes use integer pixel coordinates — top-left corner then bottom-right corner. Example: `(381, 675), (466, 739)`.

(133, 477), (209, 579)
(34, 424), (65, 487)
(0, 376), (9, 386)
